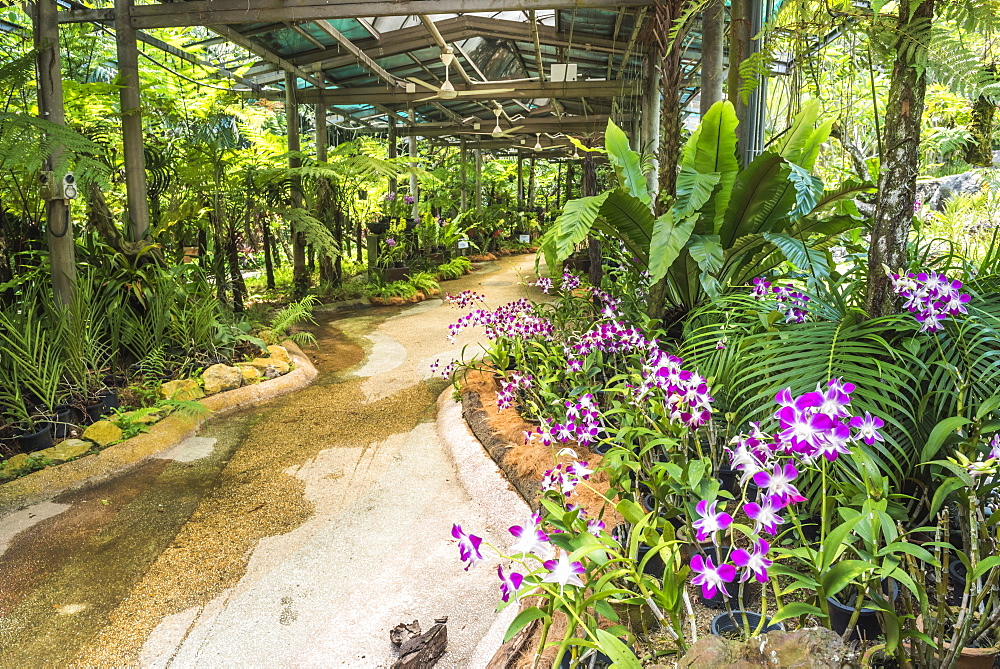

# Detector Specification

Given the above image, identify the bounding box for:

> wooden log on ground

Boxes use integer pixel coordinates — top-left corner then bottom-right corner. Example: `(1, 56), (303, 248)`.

(392, 622), (447, 669)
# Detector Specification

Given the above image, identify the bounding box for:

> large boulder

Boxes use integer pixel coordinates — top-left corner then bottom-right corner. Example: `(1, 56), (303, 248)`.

(82, 420), (123, 447)
(678, 627), (848, 669)
(266, 345), (291, 363)
(159, 378), (205, 401)
(239, 365), (261, 384)
(202, 363), (242, 395)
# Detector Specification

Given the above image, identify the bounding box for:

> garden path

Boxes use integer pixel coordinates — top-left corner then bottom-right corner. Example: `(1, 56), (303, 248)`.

(0, 255), (542, 667)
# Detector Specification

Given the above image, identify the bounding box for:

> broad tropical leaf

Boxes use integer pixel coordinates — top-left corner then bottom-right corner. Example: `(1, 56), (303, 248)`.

(605, 120), (650, 207)
(680, 100), (740, 232)
(649, 211), (696, 281)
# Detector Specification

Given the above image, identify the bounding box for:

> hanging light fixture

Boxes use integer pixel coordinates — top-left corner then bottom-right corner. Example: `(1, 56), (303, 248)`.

(534, 133), (542, 151)
(572, 146), (580, 159)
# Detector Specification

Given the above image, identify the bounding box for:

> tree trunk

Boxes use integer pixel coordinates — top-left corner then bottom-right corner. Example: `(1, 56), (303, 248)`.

(865, 0), (935, 319)
(700, 0), (725, 115)
(964, 85), (996, 167)
(728, 0), (752, 159)
(583, 152), (603, 287)
(227, 228), (245, 314)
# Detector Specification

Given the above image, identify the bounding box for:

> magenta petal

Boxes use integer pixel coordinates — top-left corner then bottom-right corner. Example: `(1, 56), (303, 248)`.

(543, 559), (557, 571)
(731, 549), (750, 567)
(510, 572), (524, 588)
(718, 563), (737, 581)
(452, 524), (463, 540)
(696, 499), (710, 516)
(702, 583), (718, 599)
(471, 535), (483, 551)
(690, 554), (706, 572)
(753, 471), (770, 487)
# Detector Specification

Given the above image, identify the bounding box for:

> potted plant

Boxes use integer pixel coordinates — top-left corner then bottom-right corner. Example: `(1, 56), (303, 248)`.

(711, 611), (783, 639)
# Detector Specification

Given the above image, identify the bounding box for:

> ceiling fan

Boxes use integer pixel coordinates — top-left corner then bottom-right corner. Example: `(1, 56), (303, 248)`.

(407, 46), (514, 101)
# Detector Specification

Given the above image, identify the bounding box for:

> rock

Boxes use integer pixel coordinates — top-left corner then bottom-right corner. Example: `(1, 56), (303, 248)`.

(159, 378), (205, 401)
(0, 453), (32, 481)
(392, 622), (447, 669)
(678, 627), (848, 669)
(38, 439), (91, 464)
(266, 345), (290, 363)
(82, 420), (123, 447)
(753, 628), (848, 668)
(242, 358), (290, 379)
(202, 363), (243, 394)
(240, 366), (261, 384)
(390, 620), (422, 646)
(677, 636), (743, 668)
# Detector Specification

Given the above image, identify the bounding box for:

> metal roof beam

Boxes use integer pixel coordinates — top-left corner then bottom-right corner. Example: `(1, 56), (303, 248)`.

(313, 18), (401, 86)
(241, 80), (640, 104)
(210, 23), (326, 88)
(58, 1), (655, 29)
(393, 115), (610, 137)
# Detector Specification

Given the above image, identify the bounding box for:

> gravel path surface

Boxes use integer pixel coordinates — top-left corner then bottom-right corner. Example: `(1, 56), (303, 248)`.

(0, 256), (541, 667)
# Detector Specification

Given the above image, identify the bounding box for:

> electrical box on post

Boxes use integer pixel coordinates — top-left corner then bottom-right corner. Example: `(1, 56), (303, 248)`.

(61, 172), (77, 199)
(39, 171), (54, 200)
(38, 171), (77, 200)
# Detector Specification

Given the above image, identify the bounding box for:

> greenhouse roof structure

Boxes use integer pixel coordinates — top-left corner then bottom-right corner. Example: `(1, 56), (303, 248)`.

(56, 0), (709, 153)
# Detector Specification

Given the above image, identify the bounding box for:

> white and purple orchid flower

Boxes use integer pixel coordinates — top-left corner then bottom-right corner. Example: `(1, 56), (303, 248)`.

(891, 270), (971, 332)
(497, 565), (524, 602)
(753, 463), (807, 506)
(690, 554), (736, 600)
(541, 551), (586, 592)
(452, 523), (483, 571)
(732, 538), (773, 583)
(509, 513), (551, 556)
(692, 500), (733, 543)
(743, 497), (786, 535)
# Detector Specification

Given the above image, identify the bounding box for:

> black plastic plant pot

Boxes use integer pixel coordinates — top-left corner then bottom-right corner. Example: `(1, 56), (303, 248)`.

(592, 441), (611, 455)
(800, 515), (822, 544)
(558, 649), (616, 668)
(49, 405), (78, 439)
(85, 400), (105, 424)
(947, 560), (971, 606)
(16, 423), (53, 453)
(637, 543), (665, 577)
(711, 611), (784, 638)
(99, 391), (120, 413)
(827, 580), (899, 641)
(717, 465), (738, 494)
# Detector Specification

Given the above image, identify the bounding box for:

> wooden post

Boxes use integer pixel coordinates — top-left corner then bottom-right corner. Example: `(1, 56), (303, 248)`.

(584, 150), (602, 287)
(115, 0), (150, 241)
(460, 137), (468, 212)
(641, 56), (661, 201)
(474, 146), (482, 213)
(408, 135), (419, 219)
(286, 72), (309, 297)
(701, 0), (725, 115)
(35, 0), (76, 307)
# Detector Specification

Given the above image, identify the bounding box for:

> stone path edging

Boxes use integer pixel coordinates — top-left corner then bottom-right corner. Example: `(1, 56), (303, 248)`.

(0, 341), (318, 516)
(435, 387), (530, 667)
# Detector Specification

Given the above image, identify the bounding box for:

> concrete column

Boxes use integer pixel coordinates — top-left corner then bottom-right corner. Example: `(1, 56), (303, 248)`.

(641, 57), (662, 201)
(701, 0), (725, 115)
(285, 72), (308, 296)
(35, 0), (76, 307)
(115, 0), (150, 241)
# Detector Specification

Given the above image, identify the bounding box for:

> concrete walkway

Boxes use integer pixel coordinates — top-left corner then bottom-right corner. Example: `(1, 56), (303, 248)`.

(0, 256), (540, 667)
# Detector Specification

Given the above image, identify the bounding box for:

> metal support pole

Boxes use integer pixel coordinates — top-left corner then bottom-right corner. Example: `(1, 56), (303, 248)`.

(286, 72), (308, 296)
(641, 57), (661, 201)
(115, 0), (150, 241)
(408, 134), (418, 219)
(35, 0), (76, 307)
(460, 137), (468, 212)
(517, 152), (524, 209)
(474, 146), (483, 213)
(388, 117), (397, 195)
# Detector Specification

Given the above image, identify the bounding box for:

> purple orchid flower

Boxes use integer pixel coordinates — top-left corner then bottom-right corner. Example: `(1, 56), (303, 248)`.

(732, 538), (773, 583)
(743, 496), (786, 535)
(404, 195), (415, 204)
(541, 551), (586, 592)
(690, 554), (736, 600)
(452, 523), (483, 571)
(692, 500), (733, 543)
(385, 237), (396, 248)
(753, 463), (807, 506)
(497, 564), (524, 602)
(849, 412), (885, 445)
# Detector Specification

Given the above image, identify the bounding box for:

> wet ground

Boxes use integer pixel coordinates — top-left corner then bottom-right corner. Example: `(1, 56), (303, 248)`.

(0, 256), (541, 667)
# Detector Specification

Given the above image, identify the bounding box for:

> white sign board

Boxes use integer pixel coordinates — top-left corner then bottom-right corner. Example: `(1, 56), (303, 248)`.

(457, 240), (470, 249)
(518, 235), (530, 243)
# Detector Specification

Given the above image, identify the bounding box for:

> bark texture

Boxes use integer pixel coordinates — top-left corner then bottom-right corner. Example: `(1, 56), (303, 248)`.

(866, 0), (935, 318)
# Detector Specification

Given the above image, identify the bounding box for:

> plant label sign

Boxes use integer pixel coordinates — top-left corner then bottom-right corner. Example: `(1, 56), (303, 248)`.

(457, 240), (469, 249)
(518, 235), (530, 243)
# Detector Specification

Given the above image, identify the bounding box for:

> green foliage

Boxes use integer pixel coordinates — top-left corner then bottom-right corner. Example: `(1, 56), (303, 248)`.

(260, 296), (318, 348)
(407, 272), (440, 294)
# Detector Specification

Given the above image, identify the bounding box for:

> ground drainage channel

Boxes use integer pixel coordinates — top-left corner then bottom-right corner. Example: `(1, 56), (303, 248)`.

(0, 311), (443, 667)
